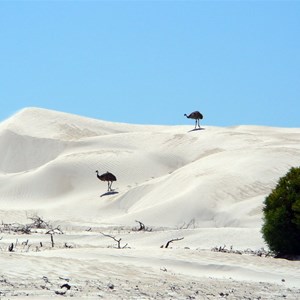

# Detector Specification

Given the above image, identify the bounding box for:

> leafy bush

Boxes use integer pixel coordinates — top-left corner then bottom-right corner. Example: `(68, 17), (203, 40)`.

(262, 167), (300, 257)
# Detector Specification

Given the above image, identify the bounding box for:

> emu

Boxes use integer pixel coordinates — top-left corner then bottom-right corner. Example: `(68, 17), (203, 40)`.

(95, 170), (117, 191)
(184, 111), (203, 129)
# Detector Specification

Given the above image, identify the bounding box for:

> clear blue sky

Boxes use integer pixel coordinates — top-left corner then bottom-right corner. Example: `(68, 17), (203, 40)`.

(1, 1), (299, 127)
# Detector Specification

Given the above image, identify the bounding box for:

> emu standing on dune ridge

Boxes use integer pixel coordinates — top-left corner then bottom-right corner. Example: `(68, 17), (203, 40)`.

(95, 170), (117, 191)
(184, 111), (204, 129)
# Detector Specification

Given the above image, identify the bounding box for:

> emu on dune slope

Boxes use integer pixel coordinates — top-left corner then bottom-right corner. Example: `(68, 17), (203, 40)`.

(95, 170), (117, 191)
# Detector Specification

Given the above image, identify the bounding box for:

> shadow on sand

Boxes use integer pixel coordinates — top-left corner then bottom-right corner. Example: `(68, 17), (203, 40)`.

(100, 191), (119, 197)
(188, 127), (205, 133)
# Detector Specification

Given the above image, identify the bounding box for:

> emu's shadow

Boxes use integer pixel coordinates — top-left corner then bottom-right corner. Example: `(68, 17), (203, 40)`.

(100, 191), (119, 197)
(188, 127), (205, 133)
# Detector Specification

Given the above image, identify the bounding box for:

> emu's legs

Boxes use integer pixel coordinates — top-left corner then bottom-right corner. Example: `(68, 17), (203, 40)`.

(107, 181), (113, 191)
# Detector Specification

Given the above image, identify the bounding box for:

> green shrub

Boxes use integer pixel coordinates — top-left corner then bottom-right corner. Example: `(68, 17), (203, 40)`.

(262, 167), (300, 257)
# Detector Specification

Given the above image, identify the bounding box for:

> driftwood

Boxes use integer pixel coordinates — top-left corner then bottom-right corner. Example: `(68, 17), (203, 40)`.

(161, 237), (184, 248)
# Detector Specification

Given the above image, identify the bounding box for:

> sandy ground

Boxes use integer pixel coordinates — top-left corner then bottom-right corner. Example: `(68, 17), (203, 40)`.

(0, 224), (299, 299)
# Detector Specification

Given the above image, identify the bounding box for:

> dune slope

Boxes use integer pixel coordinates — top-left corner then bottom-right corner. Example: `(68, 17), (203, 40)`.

(1, 107), (300, 229)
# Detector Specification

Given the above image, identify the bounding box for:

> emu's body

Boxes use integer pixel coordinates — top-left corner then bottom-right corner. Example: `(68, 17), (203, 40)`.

(184, 111), (203, 128)
(96, 170), (117, 191)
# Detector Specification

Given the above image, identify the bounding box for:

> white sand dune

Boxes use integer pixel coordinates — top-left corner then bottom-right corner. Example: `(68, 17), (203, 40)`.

(0, 107), (299, 298)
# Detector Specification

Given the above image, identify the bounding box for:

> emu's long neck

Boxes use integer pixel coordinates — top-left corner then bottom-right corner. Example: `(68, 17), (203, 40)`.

(96, 171), (101, 180)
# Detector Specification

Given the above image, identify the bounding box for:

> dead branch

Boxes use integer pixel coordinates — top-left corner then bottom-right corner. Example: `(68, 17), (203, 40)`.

(46, 226), (63, 235)
(162, 237), (184, 249)
(1, 222), (32, 234)
(0, 215), (55, 235)
(8, 243), (14, 252)
(211, 245), (274, 257)
(61, 283), (71, 290)
(64, 243), (73, 248)
(50, 234), (54, 247)
(21, 240), (29, 248)
(27, 214), (50, 229)
(100, 232), (129, 249)
(133, 220), (152, 232)
(178, 218), (196, 230)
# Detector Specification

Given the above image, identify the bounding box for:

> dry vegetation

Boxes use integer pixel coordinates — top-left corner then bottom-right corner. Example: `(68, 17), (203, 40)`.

(0, 216), (300, 298)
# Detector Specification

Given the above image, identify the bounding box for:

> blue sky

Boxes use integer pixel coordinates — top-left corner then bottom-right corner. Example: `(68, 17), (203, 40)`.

(0, 1), (299, 127)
